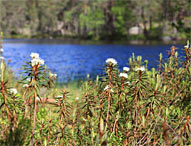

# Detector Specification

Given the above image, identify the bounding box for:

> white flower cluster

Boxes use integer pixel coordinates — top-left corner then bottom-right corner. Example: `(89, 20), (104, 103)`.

(123, 67), (130, 72)
(0, 48), (3, 53)
(30, 53), (44, 67)
(23, 84), (29, 88)
(0, 56), (4, 60)
(125, 81), (130, 85)
(184, 45), (189, 48)
(9, 88), (17, 95)
(55, 95), (63, 103)
(30, 53), (39, 59)
(106, 58), (117, 66)
(135, 66), (145, 72)
(49, 72), (57, 78)
(56, 95), (63, 98)
(119, 73), (128, 78)
(76, 97), (80, 100)
(184, 41), (190, 48)
(37, 96), (41, 101)
(104, 85), (114, 92)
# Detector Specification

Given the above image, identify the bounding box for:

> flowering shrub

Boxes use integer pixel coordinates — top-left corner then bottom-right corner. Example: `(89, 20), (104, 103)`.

(0, 41), (191, 145)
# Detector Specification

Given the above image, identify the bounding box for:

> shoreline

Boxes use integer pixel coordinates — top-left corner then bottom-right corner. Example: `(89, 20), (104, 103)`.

(3, 37), (186, 45)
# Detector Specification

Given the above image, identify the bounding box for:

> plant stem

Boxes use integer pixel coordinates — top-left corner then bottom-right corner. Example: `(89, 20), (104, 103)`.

(31, 91), (37, 146)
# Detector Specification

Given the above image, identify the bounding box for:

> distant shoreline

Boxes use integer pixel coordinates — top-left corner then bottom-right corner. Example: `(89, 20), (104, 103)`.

(3, 37), (186, 45)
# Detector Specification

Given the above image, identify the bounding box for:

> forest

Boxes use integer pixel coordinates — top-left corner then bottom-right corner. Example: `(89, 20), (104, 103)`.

(0, 0), (191, 40)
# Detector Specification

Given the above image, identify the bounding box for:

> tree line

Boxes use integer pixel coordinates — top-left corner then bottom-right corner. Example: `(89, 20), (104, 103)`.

(0, 0), (191, 40)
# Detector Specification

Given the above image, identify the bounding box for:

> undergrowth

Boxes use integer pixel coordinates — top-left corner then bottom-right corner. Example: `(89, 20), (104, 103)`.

(0, 40), (191, 145)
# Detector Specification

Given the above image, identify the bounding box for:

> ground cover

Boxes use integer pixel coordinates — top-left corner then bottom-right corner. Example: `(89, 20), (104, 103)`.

(0, 42), (191, 145)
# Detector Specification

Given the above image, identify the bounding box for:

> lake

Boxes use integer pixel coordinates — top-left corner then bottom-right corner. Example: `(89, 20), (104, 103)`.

(2, 39), (184, 82)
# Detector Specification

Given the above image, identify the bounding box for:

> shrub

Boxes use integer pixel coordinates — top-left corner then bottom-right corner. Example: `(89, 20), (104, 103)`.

(0, 41), (191, 145)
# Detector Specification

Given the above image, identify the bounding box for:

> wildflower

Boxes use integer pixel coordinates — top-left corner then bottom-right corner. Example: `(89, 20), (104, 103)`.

(39, 59), (44, 65)
(0, 48), (3, 52)
(49, 72), (57, 78)
(184, 41), (190, 48)
(30, 53), (39, 59)
(104, 85), (109, 90)
(10, 88), (17, 95)
(123, 67), (130, 72)
(53, 74), (57, 78)
(31, 58), (44, 67)
(23, 84), (29, 88)
(104, 85), (114, 92)
(119, 73), (128, 78)
(106, 58), (117, 66)
(135, 66), (145, 72)
(26, 78), (31, 82)
(37, 96), (41, 101)
(30, 52), (44, 67)
(76, 97), (79, 100)
(0, 56), (4, 60)
(184, 45), (189, 48)
(54, 95), (63, 103)
(125, 81), (130, 85)
(56, 95), (63, 99)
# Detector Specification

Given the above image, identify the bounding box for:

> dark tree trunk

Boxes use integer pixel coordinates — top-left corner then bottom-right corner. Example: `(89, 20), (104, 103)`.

(141, 6), (148, 38)
(149, 16), (152, 34)
(104, 0), (115, 38)
(163, 0), (169, 33)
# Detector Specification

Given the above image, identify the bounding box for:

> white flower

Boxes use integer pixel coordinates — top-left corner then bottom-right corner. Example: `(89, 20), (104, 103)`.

(39, 58), (44, 65)
(31, 59), (38, 66)
(54, 74), (57, 78)
(10, 88), (17, 95)
(30, 53), (39, 59)
(23, 84), (29, 88)
(119, 73), (128, 78)
(123, 67), (130, 72)
(56, 95), (63, 98)
(184, 41), (190, 48)
(31, 58), (44, 67)
(184, 45), (189, 48)
(125, 81), (130, 85)
(106, 58), (117, 66)
(26, 78), (31, 81)
(104, 85), (114, 92)
(104, 85), (109, 90)
(0, 49), (4, 52)
(135, 66), (145, 72)
(49, 72), (57, 78)
(37, 96), (41, 101)
(0, 56), (4, 60)
(76, 97), (79, 100)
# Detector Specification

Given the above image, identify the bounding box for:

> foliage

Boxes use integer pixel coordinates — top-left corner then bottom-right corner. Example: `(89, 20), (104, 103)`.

(0, 0), (191, 40)
(1, 41), (191, 145)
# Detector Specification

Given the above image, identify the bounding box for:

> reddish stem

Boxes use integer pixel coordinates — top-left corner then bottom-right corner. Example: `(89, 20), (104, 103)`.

(1, 81), (12, 120)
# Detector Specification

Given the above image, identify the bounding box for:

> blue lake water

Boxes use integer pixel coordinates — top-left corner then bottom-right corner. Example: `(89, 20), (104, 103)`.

(2, 39), (184, 82)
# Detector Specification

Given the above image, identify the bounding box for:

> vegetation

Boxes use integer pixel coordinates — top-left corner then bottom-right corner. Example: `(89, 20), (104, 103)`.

(1, 38), (191, 145)
(0, 0), (191, 40)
